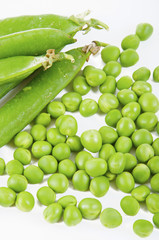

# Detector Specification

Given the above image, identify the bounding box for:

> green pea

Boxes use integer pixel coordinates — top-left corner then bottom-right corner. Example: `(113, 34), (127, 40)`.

(14, 131), (33, 148)
(0, 187), (16, 207)
(153, 66), (159, 82)
(131, 185), (150, 202)
(105, 109), (122, 127)
(139, 93), (159, 113)
(63, 205), (82, 226)
(100, 208), (122, 228)
(157, 122), (159, 135)
(103, 61), (121, 77)
(124, 153), (137, 171)
(120, 49), (139, 67)
(99, 76), (116, 94)
(66, 135), (83, 152)
(122, 102), (141, 121)
(31, 141), (52, 159)
(105, 171), (116, 181)
(136, 144), (154, 163)
(83, 65), (95, 76)
(48, 173), (69, 193)
(147, 156), (159, 174)
(73, 75), (91, 95)
(52, 143), (70, 161)
(152, 138), (159, 156)
(59, 115), (78, 136)
(150, 173), (159, 192)
(117, 89), (138, 105)
(0, 158), (5, 175)
(75, 151), (92, 170)
(57, 195), (77, 208)
(30, 124), (46, 141)
(132, 129), (153, 148)
(24, 165), (44, 184)
(116, 172), (135, 193)
(78, 198), (102, 220)
(116, 117), (136, 137)
(131, 81), (152, 96)
(13, 148), (31, 165)
(101, 45), (120, 63)
(99, 144), (116, 162)
(43, 203), (63, 223)
(117, 76), (133, 90)
(16, 191), (35, 212)
(58, 159), (76, 178)
(61, 92), (82, 112)
(121, 34), (140, 50)
(133, 219), (153, 238)
(99, 126), (118, 144)
(55, 115), (66, 129)
(136, 112), (158, 131)
(85, 67), (106, 87)
(38, 155), (57, 174)
(85, 158), (107, 177)
(47, 128), (66, 146)
(136, 23), (153, 41)
(115, 136), (132, 153)
(133, 67), (151, 82)
(108, 152), (126, 174)
(35, 112), (51, 127)
(146, 193), (159, 213)
(37, 186), (56, 206)
(153, 212), (159, 228)
(120, 196), (140, 216)
(72, 170), (90, 191)
(79, 99), (98, 117)
(6, 160), (24, 175)
(47, 101), (65, 118)
(132, 164), (150, 184)
(98, 93), (119, 113)
(7, 174), (28, 193)
(90, 176), (109, 197)
(81, 130), (102, 153)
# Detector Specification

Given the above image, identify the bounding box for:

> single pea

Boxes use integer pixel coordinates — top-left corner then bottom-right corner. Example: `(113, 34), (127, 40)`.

(131, 81), (152, 96)
(153, 66), (159, 82)
(105, 109), (122, 127)
(72, 170), (90, 191)
(0, 187), (16, 207)
(37, 186), (56, 206)
(63, 205), (82, 226)
(6, 160), (24, 175)
(48, 173), (69, 193)
(115, 136), (132, 153)
(152, 138), (159, 156)
(57, 195), (77, 208)
(138, 93), (159, 113)
(99, 126), (118, 144)
(55, 115), (66, 129)
(133, 67), (151, 82)
(16, 191), (35, 212)
(7, 174), (28, 193)
(116, 117), (136, 137)
(153, 213), (159, 228)
(73, 75), (91, 95)
(43, 203), (63, 223)
(58, 159), (76, 179)
(61, 92), (82, 112)
(100, 208), (122, 228)
(131, 129), (153, 148)
(136, 144), (154, 163)
(99, 144), (116, 162)
(75, 151), (92, 170)
(131, 185), (150, 202)
(108, 152), (126, 174)
(105, 171), (116, 181)
(24, 165), (44, 184)
(136, 112), (158, 131)
(35, 112), (51, 127)
(146, 193), (159, 213)
(0, 158), (5, 175)
(116, 172), (135, 193)
(99, 76), (116, 94)
(78, 198), (102, 220)
(157, 122), (159, 135)
(52, 143), (70, 161)
(117, 76), (133, 90)
(66, 135), (83, 152)
(124, 153), (137, 171)
(13, 148), (31, 165)
(79, 99), (98, 117)
(81, 130), (102, 153)
(47, 101), (65, 118)
(117, 89), (138, 105)
(31, 141), (52, 159)
(30, 124), (46, 141)
(14, 131), (33, 148)
(133, 219), (153, 238)
(103, 61), (121, 77)
(85, 158), (107, 177)
(120, 49), (139, 67)
(90, 176), (109, 197)
(147, 156), (159, 174)
(132, 164), (150, 184)
(136, 23), (153, 41)
(59, 115), (78, 136)
(101, 45), (120, 63)
(121, 102), (141, 121)
(85, 67), (106, 87)
(120, 196), (140, 216)
(38, 155), (58, 174)
(121, 34), (140, 50)
(150, 173), (159, 192)
(98, 93), (119, 113)
(47, 128), (66, 146)
(83, 65), (95, 76)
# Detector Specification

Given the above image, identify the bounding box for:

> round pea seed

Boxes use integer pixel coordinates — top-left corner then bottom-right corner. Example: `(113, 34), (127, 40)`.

(121, 102), (141, 121)
(138, 93), (159, 113)
(100, 208), (122, 228)
(13, 148), (31, 165)
(0, 187), (16, 207)
(7, 174), (28, 193)
(16, 191), (35, 212)
(99, 76), (116, 94)
(85, 158), (107, 177)
(61, 92), (82, 112)
(66, 135), (83, 152)
(98, 93), (119, 113)
(136, 23), (153, 41)
(6, 160), (24, 175)
(101, 45), (120, 63)
(30, 124), (46, 141)
(117, 89), (138, 105)
(47, 101), (65, 118)
(153, 212), (159, 228)
(131, 81), (152, 96)
(136, 144), (154, 163)
(14, 131), (33, 149)
(124, 153), (137, 171)
(47, 128), (66, 146)
(35, 112), (51, 127)
(63, 206), (82, 226)
(153, 66), (159, 82)
(79, 99), (98, 117)
(99, 126), (118, 144)
(147, 156), (159, 174)
(85, 67), (106, 87)
(0, 158), (5, 175)
(133, 67), (151, 81)
(52, 143), (70, 161)
(57, 195), (77, 208)
(120, 49), (139, 67)
(83, 65), (95, 76)
(120, 196), (140, 216)
(131, 129), (153, 148)
(37, 186), (56, 206)
(152, 138), (159, 156)
(99, 144), (116, 162)
(58, 115), (78, 136)
(31, 141), (52, 159)
(58, 159), (76, 178)
(105, 109), (122, 127)
(24, 165), (44, 184)
(116, 172), (135, 193)
(81, 130), (102, 153)
(115, 136), (132, 153)
(72, 170), (90, 191)
(146, 193), (159, 213)
(43, 203), (63, 223)
(133, 219), (153, 238)
(73, 75), (91, 95)
(132, 164), (150, 184)
(116, 117), (136, 137)
(38, 155), (57, 174)
(150, 173), (159, 192)
(117, 76), (133, 90)
(90, 176), (109, 197)
(136, 112), (158, 131)
(78, 198), (102, 220)
(121, 34), (140, 50)
(108, 152), (126, 174)
(48, 173), (69, 193)
(131, 185), (150, 202)
(103, 61), (121, 77)
(75, 151), (92, 170)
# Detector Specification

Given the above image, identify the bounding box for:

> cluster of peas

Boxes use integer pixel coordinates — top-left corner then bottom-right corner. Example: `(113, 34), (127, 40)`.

(0, 22), (159, 238)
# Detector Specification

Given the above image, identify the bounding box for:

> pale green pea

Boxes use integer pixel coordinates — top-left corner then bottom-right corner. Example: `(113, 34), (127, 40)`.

(99, 126), (118, 144)
(136, 112), (158, 131)
(35, 112), (51, 127)
(48, 173), (69, 193)
(99, 76), (116, 94)
(133, 67), (151, 81)
(136, 23), (153, 41)
(116, 172), (135, 193)
(63, 206), (82, 226)
(136, 144), (154, 163)
(157, 122), (159, 135)
(103, 61), (121, 77)
(59, 115), (78, 137)
(73, 75), (91, 95)
(115, 136), (132, 153)
(79, 99), (98, 117)
(85, 67), (106, 87)
(6, 160), (24, 175)
(61, 92), (82, 112)
(16, 191), (35, 212)
(58, 159), (76, 179)
(24, 165), (44, 184)
(31, 141), (52, 159)
(131, 185), (150, 202)
(138, 93), (159, 113)
(108, 152), (126, 174)
(100, 208), (122, 228)
(13, 148), (31, 165)
(55, 115), (65, 128)
(99, 144), (116, 162)
(124, 153), (137, 171)
(120, 196), (140, 216)
(14, 131), (33, 148)
(131, 129), (153, 148)
(47, 101), (65, 118)
(153, 213), (159, 228)
(43, 203), (63, 223)
(85, 158), (107, 177)
(0, 187), (16, 207)
(78, 198), (102, 220)
(38, 155), (58, 174)
(133, 219), (153, 238)
(147, 156), (159, 174)
(72, 170), (90, 191)
(152, 138), (159, 156)
(81, 130), (102, 153)
(121, 34), (140, 50)
(98, 93), (119, 113)
(101, 45), (120, 63)
(0, 158), (5, 175)
(90, 176), (109, 197)
(131, 81), (152, 96)
(105, 171), (116, 181)
(37, 186), (56, 206)
(66, 135), (83, 152)
(52, 143), (70, 161)
(75, 151), (92, 170)
(120, 49), (139, 67)
(105, 109), (122, 127)
(132, 164), (150, 184)
(153, 66), (159, 82)
(30, 124), (46, 141)
(83, 65), (95, 76)
(150, 173), (159, 192)
(117, 76), (133, 90)
(116, 117), (136, 137)
(146, 193), (159, 213)
(121, 102), (141, 121)
(46, 128), (66, 146)
(7, 174), (28, 193)
(57, 195), (77, 208)
(117, 89), (138, 105)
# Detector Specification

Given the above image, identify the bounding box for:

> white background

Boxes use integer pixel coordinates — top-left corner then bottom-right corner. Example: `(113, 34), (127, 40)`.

(0, 0), (159, 239)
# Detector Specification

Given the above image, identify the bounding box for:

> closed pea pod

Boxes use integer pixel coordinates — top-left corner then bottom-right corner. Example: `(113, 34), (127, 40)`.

(132, 67), (151, 81)
(121, 34), (140, 50)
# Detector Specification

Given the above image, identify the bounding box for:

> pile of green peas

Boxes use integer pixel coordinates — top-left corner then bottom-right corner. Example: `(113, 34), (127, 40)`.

(0, 22), (159, 238)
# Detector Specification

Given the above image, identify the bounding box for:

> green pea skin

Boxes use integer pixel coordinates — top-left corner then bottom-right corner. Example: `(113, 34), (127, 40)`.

(14, 131), (33, 148)
(121, 34), (140, 50)
(152, 138), (159, 156)
(48, 173), (69, 193)
(100, 208), (122, 228)
(103, 61), (121, 77)
(131, 81), (152, 96)
(131, 129), (153, 148)
(116, 117), (136, 137)
(0, 187), (16, 207)
(30, 124), (46, 141)
(55, 115), (66, 129)
(153, 66), (159, 82)
(85, 67), (106, 87)
(43, 203), (63, 223)
(105, 109), (122, 127)
(16, 191), (35, 212)
(146, 193), (159, 213)
(79, 99), (98, 117)
(117, 89), (138, 105)
(99, 126), (118, 144)
(63, 205), (82, 226)
(47, 101), (65, 118)
(105, 171), (116, 181)
(101, 45), (120, 63)
(7, 174), (28, 193)
(6, 160), (24, 175)
(78, 198), (102, 220)
(66, 135), (83, 152)
(38, 155), (57, 174)
(35, 112), (51, 127)
(121, 102), (141, 121)
(0, 158), (5, 175)
(120, 49), (139, 67)
(147, 156), (159, 174)
(157, 122), (159, 135)
(31, 141), (52, 159)
(72, 170), (90, 191)
(150, 173), (159, 192)
(90, 176), (109, 197)
(52, 143), (70, 161)
(61, 92), (82, 112)
(124, 153), (137, 171)
(136, 144), (154, 163)
(136, 112), (158, 131)
(47, 128), (66, 146)
(99, 144), (116, 162)
(73, 75), (91, 95)
(138, 93), (159, 113)
(120, 196), (140, 216)
(99, 76), (116, 94)
(13, 148), (31, 165)
(58, 159), (76, 178)
(133, 67), (151, 82)
(132, 164), (150, 184)
(37, 186), (56, 206)
(24, 165), (44, 184)
(98, 93), (119, 113)
(108, 152), (126, 174)
(136, 23), (153, 41)
(115, 136), (132, 153)
(85, 158), (107, 177)
(83, 65), (95, 76)
(133, 219), (153, 238)
(131, 185), (150, 202)
(81, 130), (102, 153)
(57, 195), (77, 208)
(117, 76), (133, 90)
(153, 212), (159, 228)
(59, 115), (78, 136)
(116, 172), (135, 193)
(75, 151), (92, 170)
